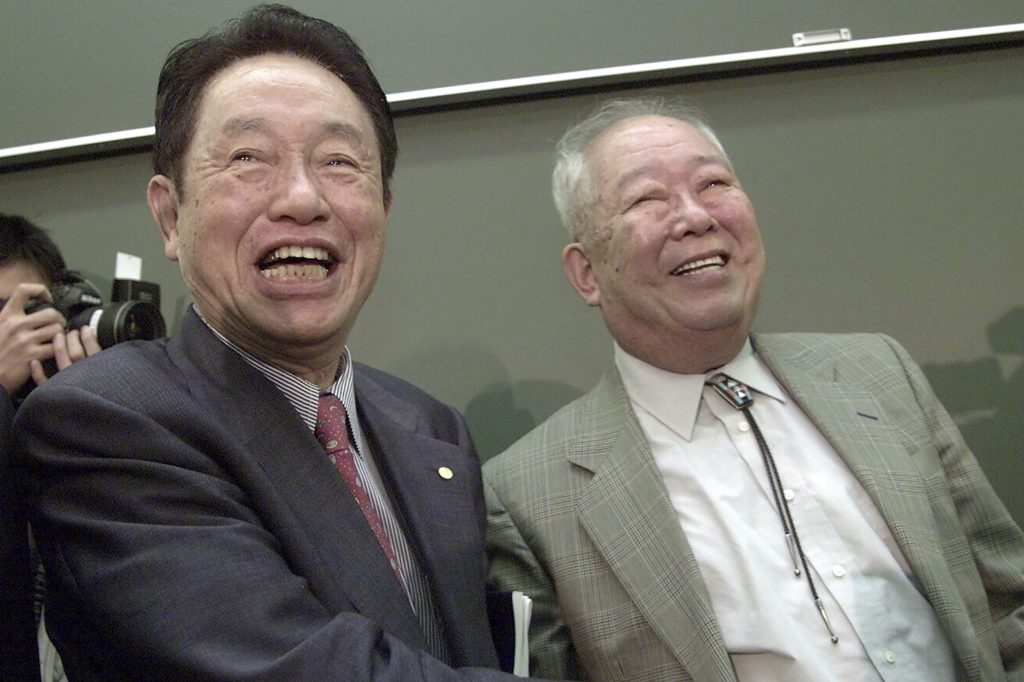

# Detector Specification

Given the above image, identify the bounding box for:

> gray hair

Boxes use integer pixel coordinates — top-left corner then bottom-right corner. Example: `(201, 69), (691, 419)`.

(551, 97), (731, 242)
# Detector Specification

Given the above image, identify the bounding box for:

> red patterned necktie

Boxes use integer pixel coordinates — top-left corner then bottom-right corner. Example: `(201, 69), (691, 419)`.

(315, 394), (404, 586)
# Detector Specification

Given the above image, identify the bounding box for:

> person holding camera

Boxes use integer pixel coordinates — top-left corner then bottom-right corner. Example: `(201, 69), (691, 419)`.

(0, 213), (101, 682)
(0, 215), (102, 401)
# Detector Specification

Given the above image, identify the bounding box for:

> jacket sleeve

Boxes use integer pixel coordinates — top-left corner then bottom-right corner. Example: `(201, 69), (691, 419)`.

(1, 390), (42, 682)
(883, 335), (1024, 678)
(13, 378), (532, 682)
(484, 472), (582, 681)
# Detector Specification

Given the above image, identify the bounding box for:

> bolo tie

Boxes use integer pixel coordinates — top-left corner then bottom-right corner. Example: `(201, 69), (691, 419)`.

(706, 372), (839, 644)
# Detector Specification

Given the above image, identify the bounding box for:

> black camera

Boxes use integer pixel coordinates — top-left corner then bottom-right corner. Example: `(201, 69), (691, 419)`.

(24, 272), (166, 348)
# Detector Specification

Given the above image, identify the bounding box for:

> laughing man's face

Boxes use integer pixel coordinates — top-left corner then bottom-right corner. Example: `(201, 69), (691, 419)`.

(562, 116), (765, 372)
(148, 54), (389, 382)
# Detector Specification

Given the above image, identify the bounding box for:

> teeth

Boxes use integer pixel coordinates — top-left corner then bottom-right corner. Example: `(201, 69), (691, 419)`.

(672, 255), (725, 276)
(261, 263), (329, 279)
(263, 245), (330, 264)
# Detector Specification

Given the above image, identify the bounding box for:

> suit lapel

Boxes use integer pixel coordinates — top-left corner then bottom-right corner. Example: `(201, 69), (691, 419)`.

(354, 371), (497, 665)
(753, 334), (982, 677)
(572, 373), (736, 682)
(171, 312), (423, 647)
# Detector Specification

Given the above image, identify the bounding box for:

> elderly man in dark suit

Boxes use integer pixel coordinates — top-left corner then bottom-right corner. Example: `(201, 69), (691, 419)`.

(484, 97), (1024, 681)
(14, 6), (546, 681)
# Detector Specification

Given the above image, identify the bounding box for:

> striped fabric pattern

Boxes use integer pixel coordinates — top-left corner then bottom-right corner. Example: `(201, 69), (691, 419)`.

(204, 323), (452, 664)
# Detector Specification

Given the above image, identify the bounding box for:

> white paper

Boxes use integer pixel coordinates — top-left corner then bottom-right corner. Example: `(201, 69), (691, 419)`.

(115, 252), (142, 280)
(512, 591), (532, 677)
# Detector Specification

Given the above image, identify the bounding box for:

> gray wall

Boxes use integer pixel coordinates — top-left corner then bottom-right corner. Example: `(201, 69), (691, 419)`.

(2, 0), (1022, 147)
(1, 3), (1021, 523)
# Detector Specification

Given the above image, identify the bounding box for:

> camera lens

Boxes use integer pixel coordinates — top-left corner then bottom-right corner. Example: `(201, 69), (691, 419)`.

(44, 276), (168, 350)
(92, 301), (167, 347)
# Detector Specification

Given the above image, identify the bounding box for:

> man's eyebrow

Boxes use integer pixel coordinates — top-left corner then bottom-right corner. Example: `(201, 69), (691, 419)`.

(221, 116), (270, 137)
(321, 122), (375, 155)
(693, 154), (732, 170)
(322, 121), (367, 143)
(219, 118), (370, 151)
(610, 154), (733, 193)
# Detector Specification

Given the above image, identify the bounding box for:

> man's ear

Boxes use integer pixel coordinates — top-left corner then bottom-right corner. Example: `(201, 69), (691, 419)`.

(147, 175), (181, 262)
(561, 242), (601, 307)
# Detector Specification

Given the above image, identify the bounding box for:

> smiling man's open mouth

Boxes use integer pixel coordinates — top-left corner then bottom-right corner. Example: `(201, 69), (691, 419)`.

(671, 254), (727, 276)
(259, 245), (336, 280)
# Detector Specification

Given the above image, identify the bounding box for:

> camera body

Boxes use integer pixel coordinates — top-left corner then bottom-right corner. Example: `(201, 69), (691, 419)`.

(26, 272), (166, 349)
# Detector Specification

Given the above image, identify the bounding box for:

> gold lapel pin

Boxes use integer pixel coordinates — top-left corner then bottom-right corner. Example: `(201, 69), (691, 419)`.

(437, 466), (454, 480)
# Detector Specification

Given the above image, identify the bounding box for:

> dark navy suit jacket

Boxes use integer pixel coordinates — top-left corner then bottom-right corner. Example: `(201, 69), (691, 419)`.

(1, 390), (41, 681)
(14, 309), (520, 681)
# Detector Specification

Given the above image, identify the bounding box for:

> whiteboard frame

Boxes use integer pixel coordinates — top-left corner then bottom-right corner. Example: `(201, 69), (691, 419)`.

(1, 23), (1021, 172)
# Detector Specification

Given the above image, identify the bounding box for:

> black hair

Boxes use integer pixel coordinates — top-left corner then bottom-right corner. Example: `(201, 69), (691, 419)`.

(153, 4), (397, 202)
(0, 214), (67, 286)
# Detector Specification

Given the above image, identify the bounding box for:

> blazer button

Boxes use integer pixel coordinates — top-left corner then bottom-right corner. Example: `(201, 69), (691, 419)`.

(437, 466), (454, 480)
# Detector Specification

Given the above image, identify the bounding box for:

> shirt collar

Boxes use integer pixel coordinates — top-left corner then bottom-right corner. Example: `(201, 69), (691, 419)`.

(196, 307), (362, 439)
(719, 341), (787, 405)
(614, 339), (786, 441)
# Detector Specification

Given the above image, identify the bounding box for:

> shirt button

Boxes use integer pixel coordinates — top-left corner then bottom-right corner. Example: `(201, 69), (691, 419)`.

(832, 564), (846, 578)
(738, 421), (750, 432)
(783, 489), (795, 502)
(883, 650), (896, 664)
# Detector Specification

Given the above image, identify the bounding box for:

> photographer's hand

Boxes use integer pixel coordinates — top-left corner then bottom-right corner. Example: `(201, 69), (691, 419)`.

(0, 283), (66, 395)
(31, 325), (102, 385)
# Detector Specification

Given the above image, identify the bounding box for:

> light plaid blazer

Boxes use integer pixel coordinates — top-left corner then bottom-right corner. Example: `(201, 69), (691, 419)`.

(485, 333), (1024, 681)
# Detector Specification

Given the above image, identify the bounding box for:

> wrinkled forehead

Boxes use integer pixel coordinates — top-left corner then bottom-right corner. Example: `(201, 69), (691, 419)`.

(584, 116), (726, 199)
(195, 53), (377, 144)
(182, 53), (382, 182)
(589, 116), (723, 170)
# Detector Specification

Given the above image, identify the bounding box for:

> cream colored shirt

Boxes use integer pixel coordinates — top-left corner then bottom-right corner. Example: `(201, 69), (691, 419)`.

(615, 341), (955, 681)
